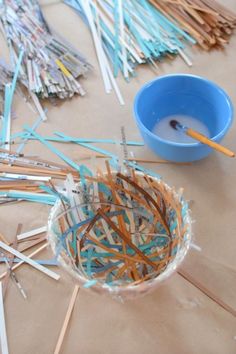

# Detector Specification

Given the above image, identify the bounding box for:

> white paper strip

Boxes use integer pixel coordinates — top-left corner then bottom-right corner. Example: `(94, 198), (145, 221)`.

(0, 244), (48, 280)
(0, 241), (59, 281)
(17, 226), (47, 241)
(0, 282), (9, 354)
(81, 1), (112, 93)
(118, 0), (128, 79)
(1, 173), (51, 182)
(30, 92), (47, 121)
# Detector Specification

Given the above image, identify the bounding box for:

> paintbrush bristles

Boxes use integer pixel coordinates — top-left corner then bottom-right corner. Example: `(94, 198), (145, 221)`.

(169, 120), (181, 130)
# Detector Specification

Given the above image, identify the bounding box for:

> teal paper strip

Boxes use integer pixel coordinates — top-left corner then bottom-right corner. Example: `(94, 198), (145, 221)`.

(16, 112), (46, 154)
(1, 85), (12, 144)
(0, 191), (56, 205)
(23, 125), (81, 172)
(170, 219), (177, 233)
(113, 0), (120, 77)
(1, 49), (24, 145)
(87, 248), (93, 277)
(9, 49), (24, 102)
(39, 185), (68, 203)
(83, 279), (97, 288)
(15, 132), (144, 146)
(126, 160), (161, 179)
(55, 132), (117, 159)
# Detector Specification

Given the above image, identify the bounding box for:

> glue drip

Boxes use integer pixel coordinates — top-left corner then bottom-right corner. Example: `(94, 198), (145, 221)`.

(152, 115), (210, 144)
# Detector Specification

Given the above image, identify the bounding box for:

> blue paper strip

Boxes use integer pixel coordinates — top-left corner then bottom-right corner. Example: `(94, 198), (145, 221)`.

(23, 125), (81, 172)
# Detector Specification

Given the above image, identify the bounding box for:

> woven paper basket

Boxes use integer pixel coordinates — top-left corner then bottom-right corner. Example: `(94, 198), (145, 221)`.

(48, 171), (192, 301)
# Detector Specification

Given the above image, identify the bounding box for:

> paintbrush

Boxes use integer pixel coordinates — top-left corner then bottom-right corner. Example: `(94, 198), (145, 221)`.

(170, 120), (235, 158)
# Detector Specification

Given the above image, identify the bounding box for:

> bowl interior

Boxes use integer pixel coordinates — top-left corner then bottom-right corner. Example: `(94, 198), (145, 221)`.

(135, 75), (233, 142)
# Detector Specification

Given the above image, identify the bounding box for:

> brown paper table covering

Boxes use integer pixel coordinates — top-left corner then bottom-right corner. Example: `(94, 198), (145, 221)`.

(0, 1), (236, 353)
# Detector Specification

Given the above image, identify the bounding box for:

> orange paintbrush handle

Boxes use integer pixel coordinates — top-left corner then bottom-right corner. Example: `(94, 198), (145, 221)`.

(186, 128), (235, 158)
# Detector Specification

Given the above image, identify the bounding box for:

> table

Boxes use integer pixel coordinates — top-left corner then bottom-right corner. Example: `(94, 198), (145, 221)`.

(0, 1), (236, 353)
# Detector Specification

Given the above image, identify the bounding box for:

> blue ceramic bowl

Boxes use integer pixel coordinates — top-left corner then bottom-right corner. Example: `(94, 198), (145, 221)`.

(133, 74), (234, 162)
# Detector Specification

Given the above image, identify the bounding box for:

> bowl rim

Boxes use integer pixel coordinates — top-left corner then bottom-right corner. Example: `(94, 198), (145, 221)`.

(133, 73), (234, 148)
